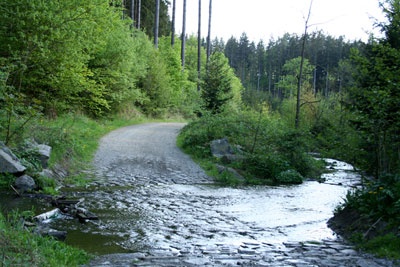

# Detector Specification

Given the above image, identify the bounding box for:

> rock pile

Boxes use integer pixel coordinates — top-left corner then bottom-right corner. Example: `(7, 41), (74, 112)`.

(0, 140), (52, 193)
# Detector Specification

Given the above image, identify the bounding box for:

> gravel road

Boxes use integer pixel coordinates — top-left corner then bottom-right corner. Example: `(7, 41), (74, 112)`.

(92, 122), (212, 185)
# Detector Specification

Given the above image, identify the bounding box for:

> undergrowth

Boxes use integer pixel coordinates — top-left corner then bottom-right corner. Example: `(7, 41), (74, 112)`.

(0, 211), (91, 266)
(178, 110), (324, 186)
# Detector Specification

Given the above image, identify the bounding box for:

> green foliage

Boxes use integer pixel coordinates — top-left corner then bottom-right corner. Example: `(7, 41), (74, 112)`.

(0, 67), (42, 145)
(202, 52), (242, 113)
(0, 0), (156, 118)
(359, 233), (400, 259)
(179, 109), (322, 185)
(0, 212), (91, 266)
(139, 37), (196, 116)
(276, 169), (304, 184)
(343, 174), (400, 222)
(0, 173), (15, 189)
(348, 42), (400, 176)
(277, 57), (313, 98)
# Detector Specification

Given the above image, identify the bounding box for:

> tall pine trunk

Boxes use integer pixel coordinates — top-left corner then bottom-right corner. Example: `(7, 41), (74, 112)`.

(131, 0), (135, 28)
(154, 0), (160, 48)
(171, 0), (176, 46)
(137, 0), (141, 29)
(197, 0), (201, 91)
(181, 0), (187, 69)
(206, 0), (213, 64)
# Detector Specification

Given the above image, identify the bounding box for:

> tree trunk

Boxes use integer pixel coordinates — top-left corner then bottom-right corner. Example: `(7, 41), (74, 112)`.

(122, 0), (126, 19)
(197, 0), (202, 91)
(131, 0), (135, 28)
(154, 0), (160, 48)
(295, 0), (313, 129)
(137, 0), (141, 29)
(171, 0), (176, 46)
(206, 0), (213, 64)
(181, 0), (187, 69)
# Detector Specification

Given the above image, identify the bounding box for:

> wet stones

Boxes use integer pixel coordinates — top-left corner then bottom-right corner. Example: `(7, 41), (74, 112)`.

(14, 174), (36, 192)
(88, 240), (398, 266)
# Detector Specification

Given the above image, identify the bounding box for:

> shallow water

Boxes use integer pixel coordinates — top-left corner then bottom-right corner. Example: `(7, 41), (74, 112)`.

(4, 159), (396, 266)
(41, 159), (360, 255)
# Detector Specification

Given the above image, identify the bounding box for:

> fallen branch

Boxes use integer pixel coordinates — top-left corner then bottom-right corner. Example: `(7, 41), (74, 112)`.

(10, 185), (20, 197)
(300, 99), (321, 108)
(363, 216), (383, 238)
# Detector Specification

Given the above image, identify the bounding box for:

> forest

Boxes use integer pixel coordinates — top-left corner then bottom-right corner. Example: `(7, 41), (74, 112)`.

(0, 0), (399, 261)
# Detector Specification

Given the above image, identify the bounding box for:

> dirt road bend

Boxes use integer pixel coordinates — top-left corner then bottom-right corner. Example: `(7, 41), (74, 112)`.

(92, 122), (212, 185)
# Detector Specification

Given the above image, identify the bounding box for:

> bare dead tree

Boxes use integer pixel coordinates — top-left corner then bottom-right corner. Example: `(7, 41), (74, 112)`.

(295, 0), (313, 129)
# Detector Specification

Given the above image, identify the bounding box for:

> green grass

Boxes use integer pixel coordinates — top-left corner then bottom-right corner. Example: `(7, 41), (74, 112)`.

(0, 212), (91, 266)
(356, 234), (400, 260)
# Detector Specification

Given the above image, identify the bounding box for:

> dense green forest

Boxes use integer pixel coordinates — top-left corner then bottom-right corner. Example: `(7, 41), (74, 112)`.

(0, 0), (400, 261)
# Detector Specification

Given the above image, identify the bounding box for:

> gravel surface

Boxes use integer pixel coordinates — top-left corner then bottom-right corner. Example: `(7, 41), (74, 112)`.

(93, 122), (212, 185)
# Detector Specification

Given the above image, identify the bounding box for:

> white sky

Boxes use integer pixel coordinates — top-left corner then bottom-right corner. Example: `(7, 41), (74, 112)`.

(170, 0), (386, 43)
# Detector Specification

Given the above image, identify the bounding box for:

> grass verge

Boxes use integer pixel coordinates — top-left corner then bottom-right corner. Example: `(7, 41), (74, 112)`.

(0, 211), (91, 266)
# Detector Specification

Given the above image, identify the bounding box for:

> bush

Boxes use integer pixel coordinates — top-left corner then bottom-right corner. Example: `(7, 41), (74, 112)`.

(179, 110), (323, 185)
(343, 174), (400, 222)
(276, 169), (304, 184)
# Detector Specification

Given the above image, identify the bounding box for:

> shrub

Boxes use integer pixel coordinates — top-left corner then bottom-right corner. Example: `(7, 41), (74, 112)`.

(276, 169), (304, 184)
(179, 109), (323, 185)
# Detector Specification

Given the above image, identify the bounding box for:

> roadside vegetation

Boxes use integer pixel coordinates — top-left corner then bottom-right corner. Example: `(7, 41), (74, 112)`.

(0, 211), (90, 266)
(178, 108), (325, 186)
(0, 0), (399, 264)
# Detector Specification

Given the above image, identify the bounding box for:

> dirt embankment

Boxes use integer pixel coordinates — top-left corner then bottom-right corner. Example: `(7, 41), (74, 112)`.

(328, 206), (395, 242)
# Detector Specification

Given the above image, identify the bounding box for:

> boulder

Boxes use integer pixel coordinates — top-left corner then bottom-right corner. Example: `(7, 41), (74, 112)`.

(216, 164), (245, 182)
(210, 138), (234, 158)
(23, 140), (52, 169)
(210, 138), (243, 163)
(0, 142), (26, 174)
(36, 144), (51, 168)
(14, 174), (36, 193)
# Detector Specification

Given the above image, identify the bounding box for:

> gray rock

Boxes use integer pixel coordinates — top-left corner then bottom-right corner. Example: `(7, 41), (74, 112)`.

(36, 144), (51, 168)
(210, 138), (243, 163)
(0, 142), (26, 174)
(210, 138), (234, 159)
(23, 140), (52, 168)
(216, 164), (245, 182)
(39, 168), (55, 179)
(14, 174), (36, 192)
(34, 224), (67, 241)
